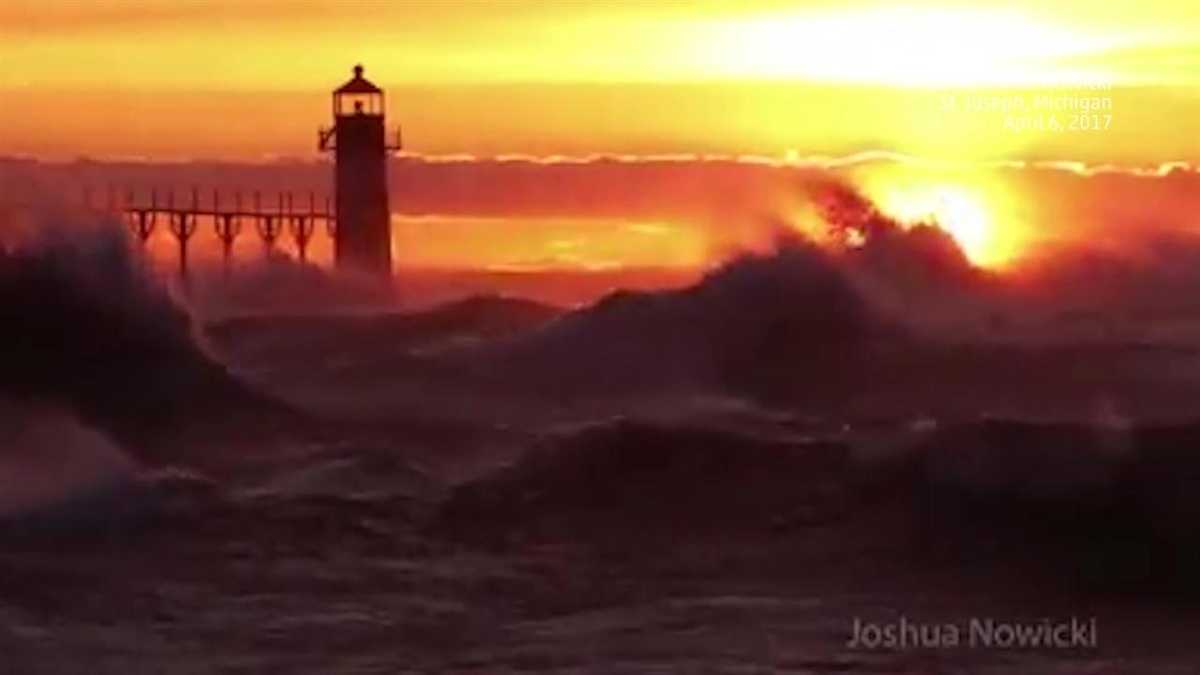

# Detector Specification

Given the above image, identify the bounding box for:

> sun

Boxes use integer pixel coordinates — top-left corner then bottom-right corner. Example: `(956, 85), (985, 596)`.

(893, 188), (990, 262)
(865, 182), (1009, 267)
(851, 162), (1034, 267)
(691, 7), (1123, 88)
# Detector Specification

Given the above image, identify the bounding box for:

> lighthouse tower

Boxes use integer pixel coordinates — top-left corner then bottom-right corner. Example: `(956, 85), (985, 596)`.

(319, 64), (400, 277)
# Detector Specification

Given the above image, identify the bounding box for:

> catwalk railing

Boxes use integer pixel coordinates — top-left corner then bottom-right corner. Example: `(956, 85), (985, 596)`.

(84, 186), (336, 281)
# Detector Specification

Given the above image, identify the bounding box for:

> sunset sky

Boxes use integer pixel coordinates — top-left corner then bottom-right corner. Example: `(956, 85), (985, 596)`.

(4, 0), (1198, 161)
(3, 0), (1200, 287)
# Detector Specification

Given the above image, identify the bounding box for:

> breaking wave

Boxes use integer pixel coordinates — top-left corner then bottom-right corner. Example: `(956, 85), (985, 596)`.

(0, 209), (289, 454)
(0, 402), (218, 538)
(453, 223), (1200, 422)
(0, 209), (273, 537)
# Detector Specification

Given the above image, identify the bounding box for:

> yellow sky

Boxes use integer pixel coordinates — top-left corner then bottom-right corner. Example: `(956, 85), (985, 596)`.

(2, 0), (1199, 160)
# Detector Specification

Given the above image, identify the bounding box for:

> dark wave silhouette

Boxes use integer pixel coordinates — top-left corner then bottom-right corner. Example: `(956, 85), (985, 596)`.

(434, 414), (1200, 594)
(0, 215), (292, 458)
(437, 419), (855, 546)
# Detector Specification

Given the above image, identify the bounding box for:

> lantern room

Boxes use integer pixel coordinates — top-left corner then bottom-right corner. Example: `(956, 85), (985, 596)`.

(333, 64), (384, 117)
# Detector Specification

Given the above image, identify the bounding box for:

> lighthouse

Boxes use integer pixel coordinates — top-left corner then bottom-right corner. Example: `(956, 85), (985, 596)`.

(319, 64), (400, 277)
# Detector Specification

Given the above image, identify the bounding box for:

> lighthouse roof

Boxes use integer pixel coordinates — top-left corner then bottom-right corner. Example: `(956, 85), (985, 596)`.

(335, 64), (381, 94)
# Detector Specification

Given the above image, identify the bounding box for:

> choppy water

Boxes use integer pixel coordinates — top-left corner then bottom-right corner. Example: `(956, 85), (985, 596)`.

(5, 228), (1200, 672)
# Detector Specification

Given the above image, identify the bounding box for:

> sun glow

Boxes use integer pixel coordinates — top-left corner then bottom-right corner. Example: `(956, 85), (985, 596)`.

(691, 8), (1130, 87)
(861, 176), (1025, 268)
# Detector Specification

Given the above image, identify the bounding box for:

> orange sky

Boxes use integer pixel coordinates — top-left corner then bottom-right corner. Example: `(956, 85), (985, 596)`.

(3, 0), (1199, 162)
(3, 1), (1200, 285)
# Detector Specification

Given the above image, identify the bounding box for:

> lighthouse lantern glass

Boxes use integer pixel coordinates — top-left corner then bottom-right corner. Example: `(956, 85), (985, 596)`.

(335, 92), (383, 117)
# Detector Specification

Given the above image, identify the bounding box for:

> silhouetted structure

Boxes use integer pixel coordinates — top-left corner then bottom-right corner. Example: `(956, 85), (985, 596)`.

(97, 186), (334, 282)
(286, 192), (317, 263)
(254, 191), (285, 254)
(86, 67), (394, 283)
(212, 190), (242, 279)
(125, 187), (159, 246)
(167, 189), (199, 282)
(319, 64), (402, 278)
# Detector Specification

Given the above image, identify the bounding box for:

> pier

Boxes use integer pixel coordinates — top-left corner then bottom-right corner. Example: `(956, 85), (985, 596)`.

(86, 185), (336, 281)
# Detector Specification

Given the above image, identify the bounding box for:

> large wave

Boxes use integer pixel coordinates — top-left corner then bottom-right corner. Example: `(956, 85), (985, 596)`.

(480, 237), (896, 403)
(0, 208), (290, 456)
(446, 215), (1200, 422)
(435, 415), (1200, 593)
(0, 208), (286, 535)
